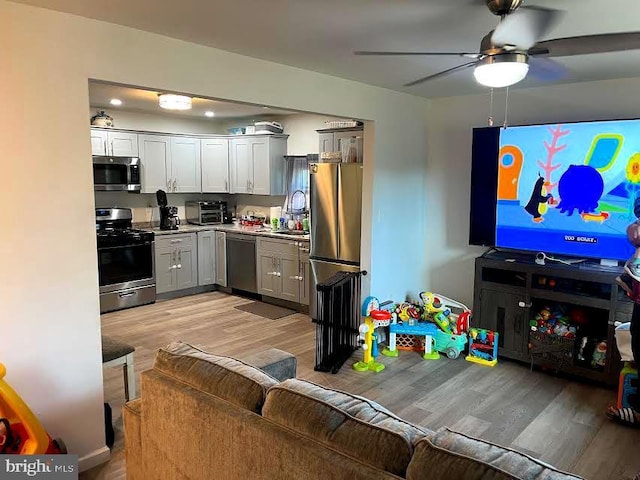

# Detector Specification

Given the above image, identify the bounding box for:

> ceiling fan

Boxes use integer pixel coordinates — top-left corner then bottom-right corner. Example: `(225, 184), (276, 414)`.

(355, 0), (640, 88)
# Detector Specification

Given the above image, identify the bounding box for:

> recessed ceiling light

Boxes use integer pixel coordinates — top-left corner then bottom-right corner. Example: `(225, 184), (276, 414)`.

(158, 94), (192, 110)
(205, 111), (215, 118)
(110, 98), (122, 106)
(262, 106), (270, 110)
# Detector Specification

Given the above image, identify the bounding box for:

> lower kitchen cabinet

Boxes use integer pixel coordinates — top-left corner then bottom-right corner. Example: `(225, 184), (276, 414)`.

(256, 238), (309, 304)
(197, 231), (216, 286)
(258, 251), (279, 297)
(155, 234), (198, 294)
(279, 252), (300, 302)
(215, 231), (227, 287)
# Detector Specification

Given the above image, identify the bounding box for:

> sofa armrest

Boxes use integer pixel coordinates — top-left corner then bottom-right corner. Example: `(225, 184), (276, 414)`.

(123, 399), (143, 480)
(240, 348), (297, 381)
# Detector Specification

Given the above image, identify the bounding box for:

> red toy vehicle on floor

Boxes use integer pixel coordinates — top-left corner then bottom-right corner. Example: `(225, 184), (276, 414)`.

(0, 363), (66, 454)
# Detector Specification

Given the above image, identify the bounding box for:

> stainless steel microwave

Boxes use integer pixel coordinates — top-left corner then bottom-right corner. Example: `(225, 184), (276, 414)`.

(93, 156), (141, 192)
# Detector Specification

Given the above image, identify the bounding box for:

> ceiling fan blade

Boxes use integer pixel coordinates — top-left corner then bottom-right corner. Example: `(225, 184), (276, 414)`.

(528, 56), (568, 82)
(492, 6), (564, 51)
(404, 61), (478, 87)
(530, 32), (640, 57)
(355, 51), (482, 59)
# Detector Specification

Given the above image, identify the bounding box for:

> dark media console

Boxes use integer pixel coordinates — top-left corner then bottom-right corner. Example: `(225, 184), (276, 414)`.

(473, 250), (630, 386)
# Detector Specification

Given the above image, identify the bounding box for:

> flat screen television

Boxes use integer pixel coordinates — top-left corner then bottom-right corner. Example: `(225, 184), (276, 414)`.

(470, 119), (640, 261)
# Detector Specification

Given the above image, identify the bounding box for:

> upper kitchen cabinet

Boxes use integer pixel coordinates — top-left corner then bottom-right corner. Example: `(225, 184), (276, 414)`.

(201, 138), (230, 193)
(171, 137), (201, 193)
(139, 134), (170, 193)
(317, 127), (363, 163)
(91, 128), (139, 157)
(139, 134), (201, 193)
(229, 136), (287, 195)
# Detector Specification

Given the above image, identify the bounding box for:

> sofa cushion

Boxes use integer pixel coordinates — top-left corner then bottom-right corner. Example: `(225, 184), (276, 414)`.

(153, 341), (279, 413)
(407, 428), (583, 480)
(262, 378), (430, 477)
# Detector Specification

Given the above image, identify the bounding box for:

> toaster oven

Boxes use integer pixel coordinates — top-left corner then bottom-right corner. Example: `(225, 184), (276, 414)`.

(185, 201), (230, 225)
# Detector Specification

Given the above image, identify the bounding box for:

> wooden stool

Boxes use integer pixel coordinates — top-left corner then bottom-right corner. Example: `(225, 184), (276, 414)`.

(102, 336), (136, 401)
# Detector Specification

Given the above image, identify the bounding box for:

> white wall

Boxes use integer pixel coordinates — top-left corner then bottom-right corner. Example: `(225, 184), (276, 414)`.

(2, 0), (430, 464)
(89, 107), (225, 134)
(427, 77), (640, 306)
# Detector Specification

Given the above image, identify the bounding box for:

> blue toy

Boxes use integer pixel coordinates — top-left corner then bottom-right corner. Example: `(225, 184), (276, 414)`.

(466, 328), (499, 367)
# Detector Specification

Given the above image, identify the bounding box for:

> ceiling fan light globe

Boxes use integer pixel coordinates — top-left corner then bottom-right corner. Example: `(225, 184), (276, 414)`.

(473, 55), (529, 88)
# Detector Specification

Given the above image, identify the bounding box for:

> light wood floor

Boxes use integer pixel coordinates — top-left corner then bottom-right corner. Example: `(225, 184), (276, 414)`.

(82, 291), (640, 480)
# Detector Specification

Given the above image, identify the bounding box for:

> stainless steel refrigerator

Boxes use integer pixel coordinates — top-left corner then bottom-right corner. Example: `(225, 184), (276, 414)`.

(309, 162), (363, 320)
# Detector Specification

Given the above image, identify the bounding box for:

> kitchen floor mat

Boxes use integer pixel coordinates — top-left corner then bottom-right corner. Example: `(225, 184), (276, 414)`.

(235, 301), (296, 320)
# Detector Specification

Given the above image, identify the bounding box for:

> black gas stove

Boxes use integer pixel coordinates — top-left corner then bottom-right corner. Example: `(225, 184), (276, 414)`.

(96, 208), (156, 313)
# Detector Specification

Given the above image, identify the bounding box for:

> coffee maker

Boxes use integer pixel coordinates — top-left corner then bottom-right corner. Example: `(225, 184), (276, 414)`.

(156, 189), (180, 230)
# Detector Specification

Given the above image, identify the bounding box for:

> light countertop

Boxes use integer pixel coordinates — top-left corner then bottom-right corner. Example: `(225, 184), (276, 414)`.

(142, 223), (309, 241)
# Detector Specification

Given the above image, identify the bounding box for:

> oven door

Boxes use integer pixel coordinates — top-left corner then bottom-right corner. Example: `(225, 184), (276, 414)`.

(93, 156), (141, 192)
(98, 241), (155, 293)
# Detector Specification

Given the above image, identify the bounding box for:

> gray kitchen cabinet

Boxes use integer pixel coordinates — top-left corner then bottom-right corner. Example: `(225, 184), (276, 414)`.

(197, 231), (216, 286)
(155, 233), (197, 294)
(256, 237), (309, 304)
(171, 137), (201, 193)
(318, 132), (334, 154)
(257, 251), (279, 297)
(155, 242), (178, 294)
(175, 240), (198, 290)
(229, 136), (287, 195)
(91, 128), (139, 157)
(139, 134), (201, 193)
(139, 134), (171, 194)
(201, 138), (229, 193)
(215, 231), (227, 287)
(317, 127), (363, 162)
(279, 252), (300, 302)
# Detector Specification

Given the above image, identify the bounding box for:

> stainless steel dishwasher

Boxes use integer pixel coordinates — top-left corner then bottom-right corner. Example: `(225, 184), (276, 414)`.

(226, 233), (257, 293)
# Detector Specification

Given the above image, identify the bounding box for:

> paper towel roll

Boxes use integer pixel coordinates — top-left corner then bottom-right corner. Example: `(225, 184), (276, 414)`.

(269, 206), (283, 221)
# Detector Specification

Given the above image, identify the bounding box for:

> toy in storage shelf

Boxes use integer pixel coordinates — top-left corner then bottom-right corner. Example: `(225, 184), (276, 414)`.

(528, 301), (608, 373)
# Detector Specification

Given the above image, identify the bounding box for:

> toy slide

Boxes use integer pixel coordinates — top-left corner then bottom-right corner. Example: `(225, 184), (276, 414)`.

(0, 363), (66, 454)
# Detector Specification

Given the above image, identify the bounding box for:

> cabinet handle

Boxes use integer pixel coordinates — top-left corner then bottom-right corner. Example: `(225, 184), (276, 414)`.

(173, 179), (177, 191)
(299, 248), (310, 253)
(170, 239), (183, 244)
(225, 179), (228, 191)
(518, 301), (532, 308)
(110, 140), (114, 155)
(103, 139), (107, 155)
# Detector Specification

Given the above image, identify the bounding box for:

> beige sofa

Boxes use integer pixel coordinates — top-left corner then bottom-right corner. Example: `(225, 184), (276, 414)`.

(124, 342), (583, 480)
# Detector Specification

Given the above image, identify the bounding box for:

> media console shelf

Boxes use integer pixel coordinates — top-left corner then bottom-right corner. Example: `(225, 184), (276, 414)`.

(473, 251), (630, 386)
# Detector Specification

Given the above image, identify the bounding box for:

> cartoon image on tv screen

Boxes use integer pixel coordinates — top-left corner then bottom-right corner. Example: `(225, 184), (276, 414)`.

(496, 120), (640, 260)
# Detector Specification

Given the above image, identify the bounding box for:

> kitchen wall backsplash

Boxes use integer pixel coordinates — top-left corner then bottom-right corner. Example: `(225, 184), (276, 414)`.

(94, 192), (285, 225)
(235, 194), (285, 220)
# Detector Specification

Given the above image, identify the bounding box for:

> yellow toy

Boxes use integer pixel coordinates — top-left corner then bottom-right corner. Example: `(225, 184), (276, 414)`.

(0, 363), (66, 454)
(353, 309), (391, 373)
